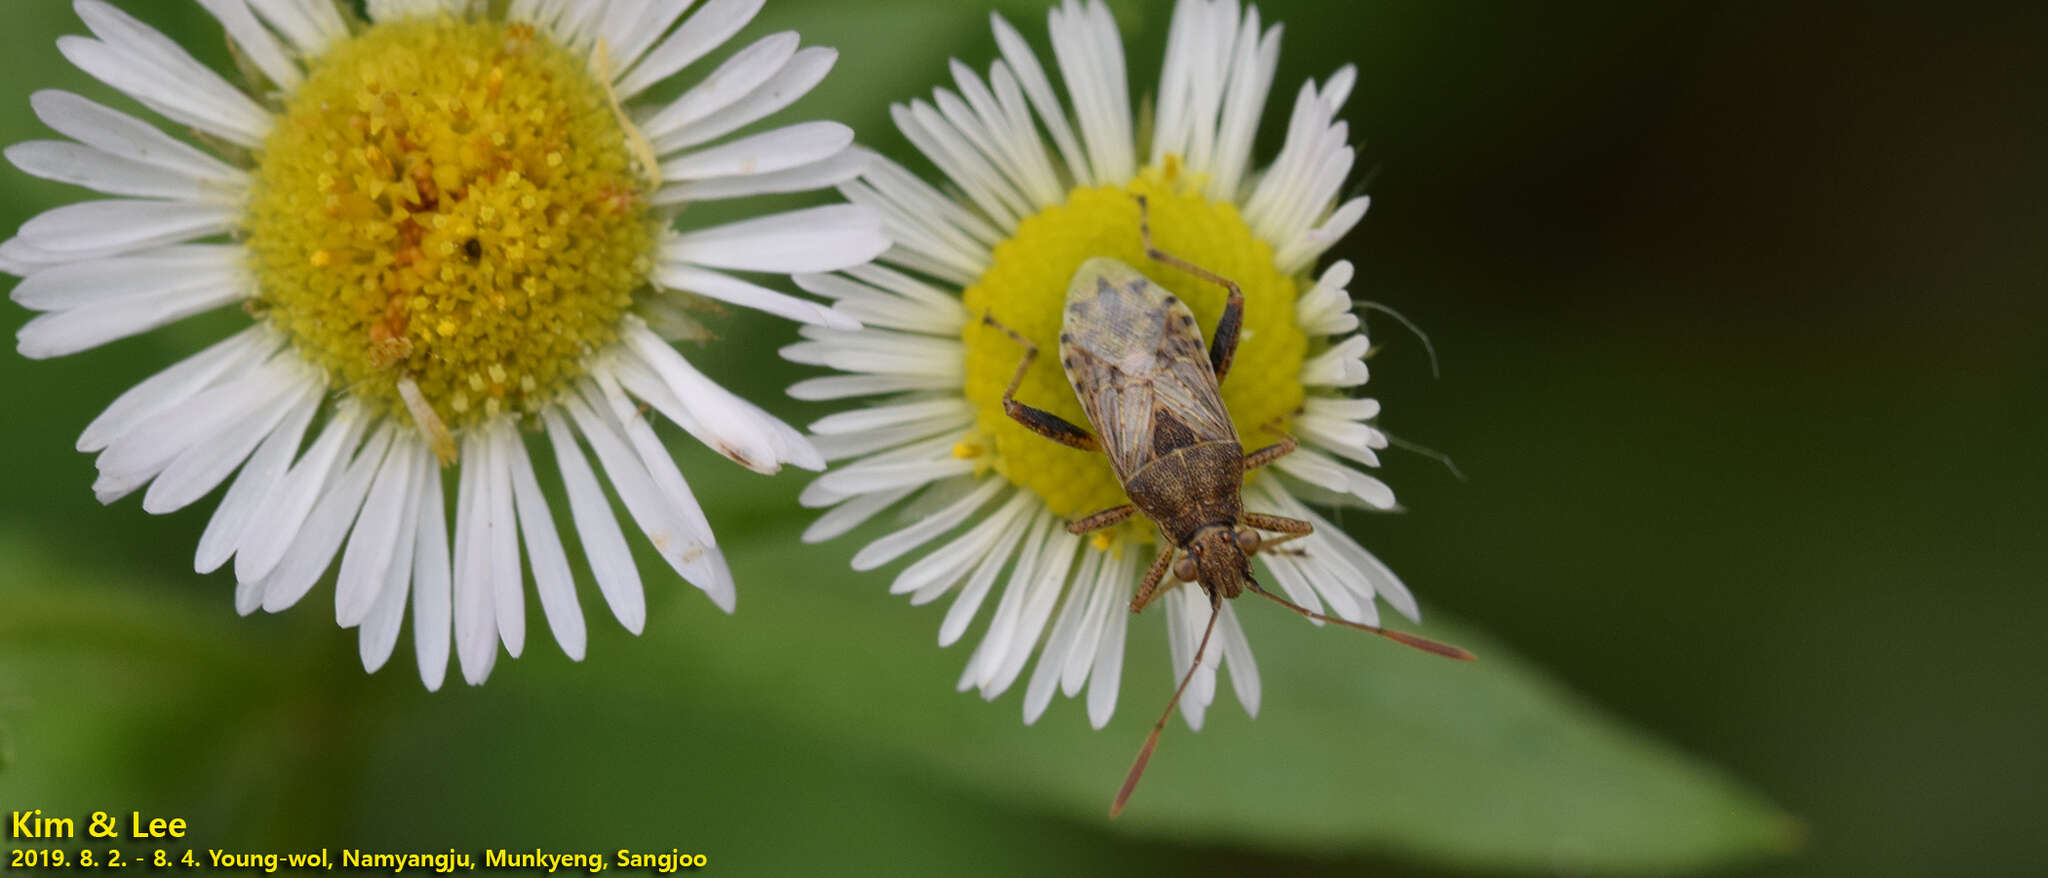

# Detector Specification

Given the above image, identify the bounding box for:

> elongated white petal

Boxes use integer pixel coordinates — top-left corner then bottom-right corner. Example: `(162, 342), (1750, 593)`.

(13, 199), (235, 258)
(652, 148), (865, 204)
(411, 454), (453, 691)
(28, 91), (245, 186)
(142, 370), (317, 514)
(663, 205), (886, 274)
(357, 448), (422, 671)
(195, 381), (315, 573)
(616, 0), (763, 99)
(8, 141), (225, 202)
(640, 31), (796, 145)
(79, 325), (274, 452)
(336, 438), (422, 627)
(505, 425), (586, 661)
(542, 408), (646, 633)
(485, 424), (526, 659)
(235, 405), (367, 584)
(17, 267), (244, 359)
(657, 47), (837, 152)
(195, 0), (302, 91)
(654, 264), (856, 330)
(660, 121), (851, 181)
(257, 425), (394, 614)
(451, 429), (499, 684)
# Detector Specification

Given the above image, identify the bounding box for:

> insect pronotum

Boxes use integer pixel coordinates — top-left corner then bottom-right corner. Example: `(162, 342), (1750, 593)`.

(984, 194), (1475, 817)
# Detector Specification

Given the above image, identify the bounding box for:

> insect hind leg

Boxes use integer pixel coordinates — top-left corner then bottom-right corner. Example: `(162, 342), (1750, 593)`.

(1135, 194), (1246, 383)
(982, 313), (1100, 452)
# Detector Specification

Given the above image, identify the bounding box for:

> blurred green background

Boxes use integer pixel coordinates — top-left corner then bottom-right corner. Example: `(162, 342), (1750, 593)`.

(3, 1), (2043, 875)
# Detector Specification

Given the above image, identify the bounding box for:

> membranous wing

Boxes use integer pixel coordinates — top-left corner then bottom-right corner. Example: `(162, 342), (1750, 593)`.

(1059, 258), (1238, 480)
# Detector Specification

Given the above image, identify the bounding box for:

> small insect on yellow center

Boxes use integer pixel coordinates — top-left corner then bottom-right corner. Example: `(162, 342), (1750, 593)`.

(961, 170), (1308, 536)
(245, 18), (657, 431)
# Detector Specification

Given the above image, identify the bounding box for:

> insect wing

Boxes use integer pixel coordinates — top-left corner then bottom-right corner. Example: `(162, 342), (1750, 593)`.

(1061, 259), (1237, 479)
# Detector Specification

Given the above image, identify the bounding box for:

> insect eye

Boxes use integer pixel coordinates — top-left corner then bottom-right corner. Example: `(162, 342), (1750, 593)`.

(1235, 529), (1261, 553)
(1172, 557), (1199, 582)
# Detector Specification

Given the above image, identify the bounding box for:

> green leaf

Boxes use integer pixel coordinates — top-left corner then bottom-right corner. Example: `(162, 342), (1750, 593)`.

(552, 514), (1800, 873)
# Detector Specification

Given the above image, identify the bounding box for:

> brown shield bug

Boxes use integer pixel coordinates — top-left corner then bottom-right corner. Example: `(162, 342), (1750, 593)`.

(983, 195), (1474, 816)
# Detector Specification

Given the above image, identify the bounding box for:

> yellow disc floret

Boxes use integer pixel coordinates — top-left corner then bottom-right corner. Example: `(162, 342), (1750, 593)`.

(245, 18), (655, 430)
(961, 166), (1307, 530)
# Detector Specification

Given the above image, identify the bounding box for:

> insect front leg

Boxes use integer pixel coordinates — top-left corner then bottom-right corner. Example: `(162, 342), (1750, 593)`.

(1243, 511), (1314, 536)
(1130, 547), (1176, 614)
(1241, 436), (1298, 471)
(1135, 194), (1246, 383)
(1067, 504), (1137, 534)
(982, 314), (1100, 452)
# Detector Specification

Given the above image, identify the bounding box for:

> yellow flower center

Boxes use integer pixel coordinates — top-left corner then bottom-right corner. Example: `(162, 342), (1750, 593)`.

(960, 167), (1307, 537)
(245, 18), (655, 429)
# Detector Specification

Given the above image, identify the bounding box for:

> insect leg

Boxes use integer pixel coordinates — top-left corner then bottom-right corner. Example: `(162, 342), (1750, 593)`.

(1243, 511), (1314, 535)
(1255, 531), (1311, 556)
(1066, 504), (1137, 534)
(1129, 547), (1175, 614)
(1135, 194), (1246, 383)
(1240, 436), (1298, 471)
(982, 313), (1100, 452)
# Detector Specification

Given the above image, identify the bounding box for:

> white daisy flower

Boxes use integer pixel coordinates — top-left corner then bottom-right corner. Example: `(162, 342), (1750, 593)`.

(4, 0), (888, 689)
(788, 0), (1452, 733)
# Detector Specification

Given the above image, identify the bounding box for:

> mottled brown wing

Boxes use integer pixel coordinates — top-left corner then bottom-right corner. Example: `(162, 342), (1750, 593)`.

(1058, 258), (1238, 480)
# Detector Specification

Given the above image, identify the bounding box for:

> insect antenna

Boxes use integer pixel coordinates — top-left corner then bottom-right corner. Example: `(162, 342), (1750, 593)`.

(1244, 583), (1476, 661)
(1110, 590), (1223, 818)
(1353, 300), (1439, 379)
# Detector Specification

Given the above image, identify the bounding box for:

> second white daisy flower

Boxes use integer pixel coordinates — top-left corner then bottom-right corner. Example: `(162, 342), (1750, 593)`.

(789, 0), (1426, 731)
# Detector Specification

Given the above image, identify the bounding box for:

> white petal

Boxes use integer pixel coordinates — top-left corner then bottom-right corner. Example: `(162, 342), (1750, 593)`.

(485, 424), (527, 659)
(659, 121), (852, 181)
(979, 529), (1080, 697)
(141, 370), (316, 514)
(988, 11), (1088, 185)
(652, 148), (866, 204)
(451, 429), (500, 684)
(615, 0), (763, 99)
(28, 91), (244, 186)
(60, 4), (272, 146)
(256, 424), (394, 614)
(1022, 547), (1104, 722)
(567, 382), (731, 610)
(16, 266), (243, 359)
(1217, 601), (1260, 717)
(663, 204), (887, 274)
(614, 323), (793, 472)
(195, 379), (316, 573)
(195, 0), (302, 91)
(787, 373), (953, 402)
(654, 264), (856, 330)
(359, 444), (427, 672)
(8, 141), (226, 202)
(79, 325), (273, 452)
(235, 406), (367, 585)
(94, 354), (299, 500)
(655, 47), (838, 152)
(543, 408), (646, 633)
(411, 455), (454, 691)
(941, 508), (1048, 646)
(12, 245), (240, 310)
(14, 199), (235, 258)
(639, 31), (797, 145)
(336, 437), (422, 627)
(505, 424), (585, 661)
